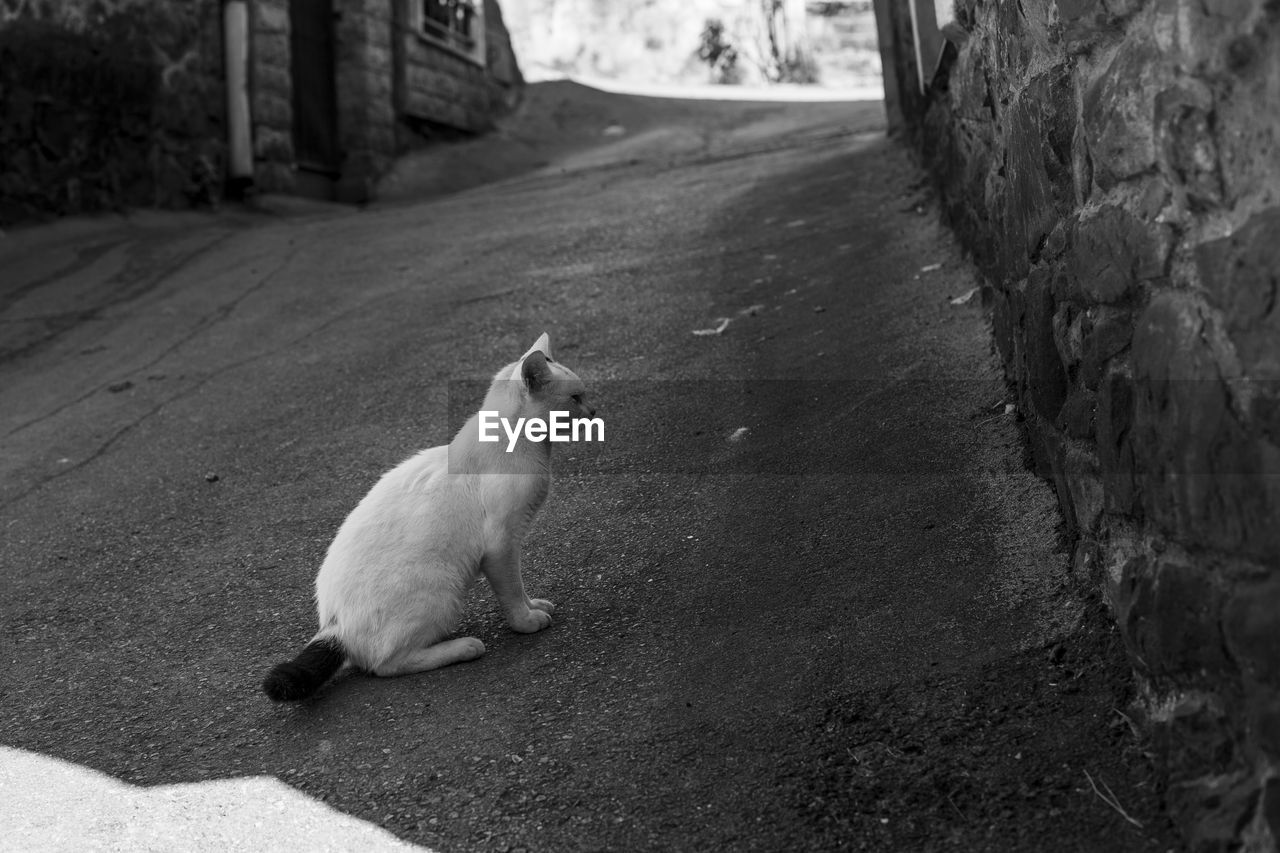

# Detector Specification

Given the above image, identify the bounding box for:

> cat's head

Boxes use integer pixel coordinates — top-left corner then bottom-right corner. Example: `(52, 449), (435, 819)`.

(506, 332), (595, 420)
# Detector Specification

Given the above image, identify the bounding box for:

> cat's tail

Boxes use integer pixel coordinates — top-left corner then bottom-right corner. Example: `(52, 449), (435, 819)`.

(261, 635), (346, 702)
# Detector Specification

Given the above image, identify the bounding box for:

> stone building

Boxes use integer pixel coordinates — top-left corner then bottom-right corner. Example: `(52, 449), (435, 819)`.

(873, 0), (1280, 848)
(250, 0), (523, 201)
(0, 0), (522, 223)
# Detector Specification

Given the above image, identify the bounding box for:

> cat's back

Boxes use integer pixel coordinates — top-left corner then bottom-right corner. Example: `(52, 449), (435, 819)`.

(325, 444), (480, 554)
(348, 444), (465, 518)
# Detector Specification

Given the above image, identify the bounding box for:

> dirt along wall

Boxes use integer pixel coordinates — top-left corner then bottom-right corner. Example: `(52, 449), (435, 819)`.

(0, 0), (225, 224)
(879, 0), (1280, 848)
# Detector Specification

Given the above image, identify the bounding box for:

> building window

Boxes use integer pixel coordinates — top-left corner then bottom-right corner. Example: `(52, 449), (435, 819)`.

(414, 0), (486, 65)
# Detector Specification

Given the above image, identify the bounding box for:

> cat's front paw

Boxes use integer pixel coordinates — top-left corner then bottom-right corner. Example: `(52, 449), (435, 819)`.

(528, 598), (555, 615)
(507, 606), (553, 634)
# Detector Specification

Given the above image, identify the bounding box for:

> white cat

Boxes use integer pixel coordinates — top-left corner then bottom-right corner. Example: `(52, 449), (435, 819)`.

(263, 333), (594, 701)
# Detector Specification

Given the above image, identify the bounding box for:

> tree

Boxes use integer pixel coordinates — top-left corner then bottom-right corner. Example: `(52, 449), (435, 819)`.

(751, 0), (819, 84)
(697, 18), (742, 85)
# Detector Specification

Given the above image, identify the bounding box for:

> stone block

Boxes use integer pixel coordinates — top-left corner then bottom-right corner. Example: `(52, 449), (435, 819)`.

(335, 85), (370, 123)
(1071, 117), (1093, 207)
(1195, 206), (1280, 381)
(1056, 0), (1110, 53)
(487, 30), (520, 85)
(1207, 449), (1280, 564)
(1159, 0), (1257, 75)
(1096, 368), (1137, 513)
(1058, 386), (1097, 439)
(1154, 693), (1240, 780)
(360, 0), (394, 26)
(1129, 292), (1280, 559)
(343, 118), (397, 159)
(1026, 268), (1069, 421)
(403, 56), (486, 131)
(253, 125), (293, 163)
(1069, 205), (1167, 303)
(363, 44), (394, 77)
(252, 92), (291, 131)
(255, 0), (289, 36)
(1171, 767), (1261, 852)
(1072, 538), (1097, 585)
(980, 172), (1014, 266)
(1224, 576), (1280, 687)
(1004, 67), (1075, 262)
(1131, 294), (1215, 383)
(1054, 301), (1084, 369)
(1046, 265), (1076, 304)
(1254, 391), (1280, 449)
(1063, 0), (1144, 21)
(1156, 84), (1223, 209)
(1264, 778), (1280, 849)
(366, 72), (394, 104)
(992, 0), (1032, 82)
(948, 120), (996, 224)
(1115, 549), (1154, 665)
(1080, 307), (1133, 389)
(989, 286), (1020, 372)
(1213, 38), (1280, 207)
(1130, 293), (1227, 527)
(1063, 445), (1104, 531)
(1147, 557), (1231, 679)
(1042, 218), (1071, 261)
(253, 62), (292, 104)
(1138, 178), (1171, 223)
(1248, 684), (1280, 761)
(1082, 39), (1165, 190)
(253, 31), (291, 69)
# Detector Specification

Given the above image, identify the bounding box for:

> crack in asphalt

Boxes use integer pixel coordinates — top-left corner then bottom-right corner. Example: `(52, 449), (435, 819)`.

(0, 229), (239, 371)
(1, 234), (287, 443)
(0, 240), (120, 315)
(0, 243), (303, 510)
(0, 246), (498, 513)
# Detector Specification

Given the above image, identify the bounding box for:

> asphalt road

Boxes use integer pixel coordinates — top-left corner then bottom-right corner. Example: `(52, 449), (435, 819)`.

(0, 84), (1180, 851)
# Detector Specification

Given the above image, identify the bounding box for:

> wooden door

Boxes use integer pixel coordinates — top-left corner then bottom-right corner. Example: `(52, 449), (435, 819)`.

(289, 0), (340, 193)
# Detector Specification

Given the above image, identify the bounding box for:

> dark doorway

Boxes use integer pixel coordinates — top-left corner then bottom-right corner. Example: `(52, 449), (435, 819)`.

(289, 0), (340, 198)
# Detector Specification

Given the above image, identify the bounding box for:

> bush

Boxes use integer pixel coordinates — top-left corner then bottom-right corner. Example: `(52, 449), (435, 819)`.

(697, 18), (742, 85)
(0, 16), (164, 222)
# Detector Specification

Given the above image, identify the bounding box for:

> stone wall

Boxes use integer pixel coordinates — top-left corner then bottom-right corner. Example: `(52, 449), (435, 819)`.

(879, 0), (1280, 847)
(335, 0), (397, 201)
(0, 0), (224, 224)
(250, 0), (522, 200)
(250, 0), (296, 193)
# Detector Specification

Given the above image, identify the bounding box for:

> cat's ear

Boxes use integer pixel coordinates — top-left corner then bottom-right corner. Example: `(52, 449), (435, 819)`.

(521, 350), (552, 392)
(522, 332), (552, 361)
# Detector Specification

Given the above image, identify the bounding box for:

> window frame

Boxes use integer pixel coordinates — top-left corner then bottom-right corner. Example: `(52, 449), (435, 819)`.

(409, 0), (487, 67)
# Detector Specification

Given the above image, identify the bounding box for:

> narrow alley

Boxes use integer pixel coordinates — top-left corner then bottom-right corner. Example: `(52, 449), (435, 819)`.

(0, 84), (1177, 850)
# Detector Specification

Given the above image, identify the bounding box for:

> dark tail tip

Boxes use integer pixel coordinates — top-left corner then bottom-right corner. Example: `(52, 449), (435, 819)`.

(262, 636), (346, 702)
